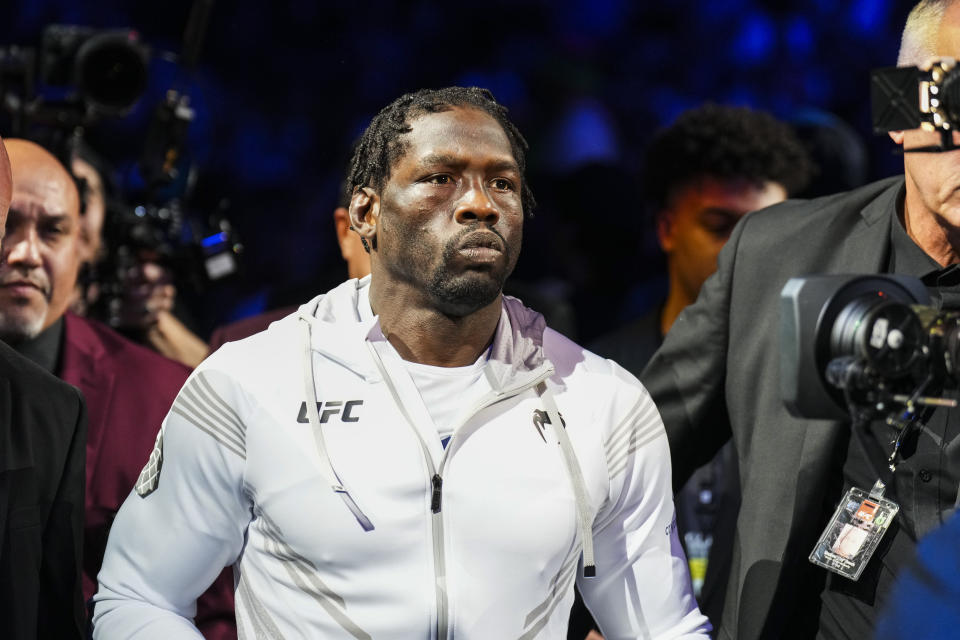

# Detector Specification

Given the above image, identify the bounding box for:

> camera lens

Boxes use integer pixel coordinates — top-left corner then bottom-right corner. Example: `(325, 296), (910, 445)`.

(74, 31), (148, 115)
(829, 294), (923, 378)
(941, 66), (960, 126)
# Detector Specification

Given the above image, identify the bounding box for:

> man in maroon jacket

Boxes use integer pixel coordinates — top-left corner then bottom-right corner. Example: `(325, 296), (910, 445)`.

(0, 139), (236, 638)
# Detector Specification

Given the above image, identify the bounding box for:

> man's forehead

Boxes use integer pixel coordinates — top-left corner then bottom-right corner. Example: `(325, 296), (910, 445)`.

(404, 107), (517, 165)
(673, 175), (785, 212)
(10, 152), (80, 218)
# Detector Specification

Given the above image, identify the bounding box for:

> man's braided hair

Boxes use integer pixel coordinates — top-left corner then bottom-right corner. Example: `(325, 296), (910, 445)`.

(348, 86), (536, 215)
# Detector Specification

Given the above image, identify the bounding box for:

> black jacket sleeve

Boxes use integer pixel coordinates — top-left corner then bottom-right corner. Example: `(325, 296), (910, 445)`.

(640, 220), (740, 490)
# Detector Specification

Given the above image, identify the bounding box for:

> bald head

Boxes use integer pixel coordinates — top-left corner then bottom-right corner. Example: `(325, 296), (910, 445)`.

(0, 138), (11, 235)
(0, 139), (82, 342)
(5, 140), (80, 218)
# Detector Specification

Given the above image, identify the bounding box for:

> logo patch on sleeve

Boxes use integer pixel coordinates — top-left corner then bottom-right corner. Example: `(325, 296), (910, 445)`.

(135, 428), (165, 498)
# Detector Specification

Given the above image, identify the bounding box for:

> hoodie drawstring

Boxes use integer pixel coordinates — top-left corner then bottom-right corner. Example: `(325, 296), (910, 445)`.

(299, 315), (374, 531)
(536, 381), (596, 578)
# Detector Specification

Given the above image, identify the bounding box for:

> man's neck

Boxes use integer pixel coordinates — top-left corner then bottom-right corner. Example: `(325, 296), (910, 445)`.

(369, 280), (501, 367)
(903, 185), (960, 266)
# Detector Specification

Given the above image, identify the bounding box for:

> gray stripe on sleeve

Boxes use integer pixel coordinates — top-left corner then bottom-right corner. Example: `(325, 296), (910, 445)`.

(607, 428), (665, 478)
(196, 371), (247, 428)
(604, 399), (657, 461)
(177, 391), (246, 453)
(170, 404), (246, 459)
(181, 382), (246, 447)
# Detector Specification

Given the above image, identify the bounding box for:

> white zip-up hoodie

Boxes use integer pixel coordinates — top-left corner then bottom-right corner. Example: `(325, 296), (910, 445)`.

(93, 277), (710, 639)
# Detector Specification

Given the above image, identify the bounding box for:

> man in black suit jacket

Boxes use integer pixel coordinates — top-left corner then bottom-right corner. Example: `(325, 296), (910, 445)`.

(642, 2), (960, 638)
(0, 136), (86, 638)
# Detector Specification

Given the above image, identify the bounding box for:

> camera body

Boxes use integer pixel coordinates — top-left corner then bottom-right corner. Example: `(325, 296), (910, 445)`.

(779, 274), (948, 420)
(0, 24), (149, 127)
(40, 25), (149, 116)
(872, 60), (960, 137)
(1, 23), (241, 333)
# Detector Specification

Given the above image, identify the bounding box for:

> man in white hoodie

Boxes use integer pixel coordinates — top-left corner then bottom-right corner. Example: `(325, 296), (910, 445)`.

(93, 86), (709, 639)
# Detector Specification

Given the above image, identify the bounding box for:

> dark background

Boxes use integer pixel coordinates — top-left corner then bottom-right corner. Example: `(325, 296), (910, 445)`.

(0, 0), (920, 341)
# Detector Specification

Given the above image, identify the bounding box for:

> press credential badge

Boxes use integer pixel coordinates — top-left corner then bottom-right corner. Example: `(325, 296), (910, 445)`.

(809, 480), (898, 581)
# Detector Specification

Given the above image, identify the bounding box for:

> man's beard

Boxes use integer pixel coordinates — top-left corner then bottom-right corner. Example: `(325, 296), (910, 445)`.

(0, 268), (51, 343)
(426, 232), (515, 318)
(0, 306), (46, 343)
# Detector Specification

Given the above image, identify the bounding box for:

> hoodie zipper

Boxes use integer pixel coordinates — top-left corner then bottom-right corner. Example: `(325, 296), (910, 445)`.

(366, 342), (553, 640)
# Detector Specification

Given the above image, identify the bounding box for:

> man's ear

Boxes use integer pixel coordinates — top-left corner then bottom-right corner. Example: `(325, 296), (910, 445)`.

(656, 209), (676, 253)
(349, 187), (379, 252)
(333, 206), (352, 252)
(889, 130), (905, 146)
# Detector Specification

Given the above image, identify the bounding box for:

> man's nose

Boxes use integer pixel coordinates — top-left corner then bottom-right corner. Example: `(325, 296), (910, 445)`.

(5, 229), (42, 268)
(454, 182), (500, 225)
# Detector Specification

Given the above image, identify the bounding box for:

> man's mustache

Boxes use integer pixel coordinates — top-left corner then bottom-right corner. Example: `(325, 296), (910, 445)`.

(0, 268), (52, 298)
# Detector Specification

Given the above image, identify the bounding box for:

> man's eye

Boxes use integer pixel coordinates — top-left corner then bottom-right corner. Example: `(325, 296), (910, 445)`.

(491, 178), (514, 191)
(427, 175), (453, 185)
(703, 221), (736, 237)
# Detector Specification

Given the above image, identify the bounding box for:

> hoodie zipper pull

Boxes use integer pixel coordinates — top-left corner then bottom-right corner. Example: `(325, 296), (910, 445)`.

(431, 474), (443, 513)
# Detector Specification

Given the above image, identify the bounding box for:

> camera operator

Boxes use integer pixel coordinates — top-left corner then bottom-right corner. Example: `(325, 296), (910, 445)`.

(57, 137), (212, 368)
(115, 255), (211, 368)
(641, 2), (960, 638)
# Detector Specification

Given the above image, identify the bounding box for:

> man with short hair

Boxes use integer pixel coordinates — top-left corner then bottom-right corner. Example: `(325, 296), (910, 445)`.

(588, 104), (810, 633)
(641, 2), (960, 638)
(94, 87), (710, 638)
(0, 139), (235, 637)
(0, 135), (87, 638)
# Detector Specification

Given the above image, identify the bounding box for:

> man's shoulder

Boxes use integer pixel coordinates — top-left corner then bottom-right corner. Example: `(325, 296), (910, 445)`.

(544, 326), (647, 395)
(742, 175), (902, 236)
(64, 313), (191, 382)
(0, 341), (84, 444)
(200, 310), (305, 383)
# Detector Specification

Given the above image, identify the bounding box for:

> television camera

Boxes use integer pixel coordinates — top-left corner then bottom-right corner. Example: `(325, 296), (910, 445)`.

(0, 17), (241, 331)
(781, 274), (959, 424)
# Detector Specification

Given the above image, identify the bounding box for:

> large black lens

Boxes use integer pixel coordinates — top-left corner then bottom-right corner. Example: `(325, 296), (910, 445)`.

(829, 295), (923, 378)
(940, 66), (960, 128)
(74, 31), (148, 115)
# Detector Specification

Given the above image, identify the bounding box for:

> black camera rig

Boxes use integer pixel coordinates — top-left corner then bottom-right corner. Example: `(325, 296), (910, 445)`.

(872, 59), (960, 152)
(781, 274), (959, 423)
(0, 2), (242, 330)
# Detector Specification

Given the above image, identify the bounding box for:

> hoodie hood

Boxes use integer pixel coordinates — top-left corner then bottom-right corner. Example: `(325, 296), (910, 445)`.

(290, 276), (553, 391)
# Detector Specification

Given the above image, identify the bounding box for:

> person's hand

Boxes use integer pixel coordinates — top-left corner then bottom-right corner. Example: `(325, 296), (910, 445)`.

(114, 261), (175, 330)
(146, 309), (210, 369)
